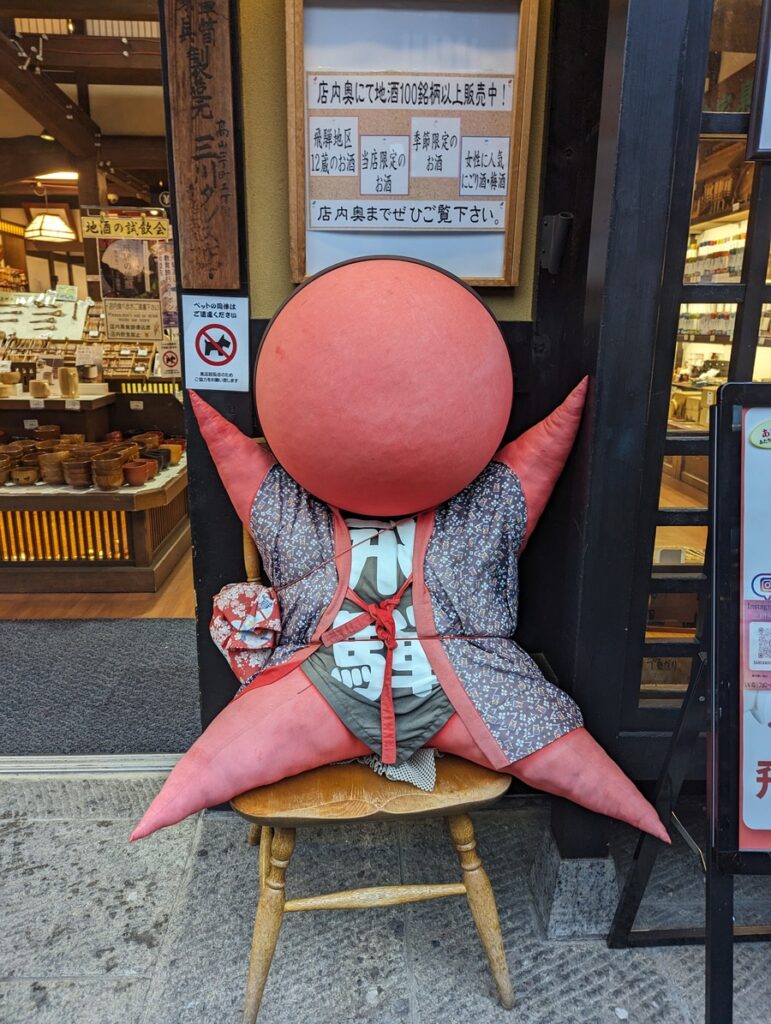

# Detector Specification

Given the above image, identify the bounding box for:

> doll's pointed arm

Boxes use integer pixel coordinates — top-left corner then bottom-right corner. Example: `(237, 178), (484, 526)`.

(188, 390), (276, 528)
(494, 376), (588, 551)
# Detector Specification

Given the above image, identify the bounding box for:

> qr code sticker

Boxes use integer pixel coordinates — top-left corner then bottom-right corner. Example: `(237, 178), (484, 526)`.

(749, 622), (771, 670)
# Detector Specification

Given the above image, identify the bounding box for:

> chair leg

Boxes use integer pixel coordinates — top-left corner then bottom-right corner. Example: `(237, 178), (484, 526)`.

(448, 814), (515, 1010)
(247, 823), (260, 846)
(242, 826), (296, 1024)
(258, 826), (273, 892)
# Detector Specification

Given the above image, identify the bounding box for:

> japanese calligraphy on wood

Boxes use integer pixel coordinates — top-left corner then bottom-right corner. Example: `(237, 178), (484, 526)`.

(163, 0), (239, 290)
(286, 0), (540, 286)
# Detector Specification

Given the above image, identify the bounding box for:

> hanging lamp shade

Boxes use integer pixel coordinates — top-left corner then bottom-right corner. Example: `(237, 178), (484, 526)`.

(24, 213), (76, 243)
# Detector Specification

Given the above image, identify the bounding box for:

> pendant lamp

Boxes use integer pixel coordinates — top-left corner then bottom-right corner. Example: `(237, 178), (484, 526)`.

(24, 212), (76, 242)
(24, 187), (76, 243)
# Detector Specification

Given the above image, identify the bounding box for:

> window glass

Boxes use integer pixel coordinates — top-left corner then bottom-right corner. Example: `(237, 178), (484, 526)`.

(660, 454), (708, 508)
(653, 526), (708, 568)
(640, 656), (693, 705)
(669, 302), (735, 433)
(685, 140), (754, 283)
(703, 0), (762, 112)
(647, 592), (699, 637)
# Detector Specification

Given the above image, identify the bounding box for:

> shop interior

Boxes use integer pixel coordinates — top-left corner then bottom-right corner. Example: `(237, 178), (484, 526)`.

(0, 15), (193, 620)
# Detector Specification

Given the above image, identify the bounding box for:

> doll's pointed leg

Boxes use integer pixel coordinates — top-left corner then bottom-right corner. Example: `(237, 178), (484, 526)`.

(429, 717), (669, 843)
(130, 668), (369, 841)
(508, 727), (670, 844)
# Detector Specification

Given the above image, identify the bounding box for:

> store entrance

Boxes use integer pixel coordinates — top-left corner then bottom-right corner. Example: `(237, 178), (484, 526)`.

(0, 14), (197, 758)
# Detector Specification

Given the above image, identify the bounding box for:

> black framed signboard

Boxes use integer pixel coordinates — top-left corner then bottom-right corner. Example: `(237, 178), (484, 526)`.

(707, 382), (771, 1023)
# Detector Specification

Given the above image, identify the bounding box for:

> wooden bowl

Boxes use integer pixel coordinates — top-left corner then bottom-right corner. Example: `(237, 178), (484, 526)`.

(92, 454), (125, 472)
(111, 442), (140, 462)
(59, 433), (86, 445)
(0, 454), (11, 484)
(0, 384), (13, 398)
(20, 454), (40, 467)
(143, 447), (170, 471)
(0, 370), (20, 385)
(39, 450), (71, 484)
(123, 459), (152, 487)
(104, 430), (124, 443)
(0, 444), (23, 465)
(163, 435), (187, 452)
(70, 444), (107, 460)
(12, 464), (40, 485)
(34, 440), (56, 453)
(93, 466), (124, 490)
(63, 459), (93, 488)
(159, 442), (182, 466)
(133, 431), (163, 449)
(34, 424), (61, 440)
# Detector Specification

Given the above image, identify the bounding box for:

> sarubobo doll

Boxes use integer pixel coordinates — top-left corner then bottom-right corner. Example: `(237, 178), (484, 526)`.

(132, 257), (668, 844)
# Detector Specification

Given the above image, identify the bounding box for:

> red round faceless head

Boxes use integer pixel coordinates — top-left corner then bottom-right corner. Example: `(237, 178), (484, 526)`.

(254, 257), (513, 515)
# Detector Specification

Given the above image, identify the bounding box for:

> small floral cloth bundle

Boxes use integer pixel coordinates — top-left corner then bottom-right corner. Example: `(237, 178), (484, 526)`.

(209, 582), (281, 688)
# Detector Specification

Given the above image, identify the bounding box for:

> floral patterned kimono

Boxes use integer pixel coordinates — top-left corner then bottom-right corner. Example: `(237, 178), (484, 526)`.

(209, 451), (583, 773)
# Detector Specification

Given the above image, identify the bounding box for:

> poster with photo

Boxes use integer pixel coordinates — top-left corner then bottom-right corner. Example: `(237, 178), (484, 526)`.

(99, 237), (158, 300)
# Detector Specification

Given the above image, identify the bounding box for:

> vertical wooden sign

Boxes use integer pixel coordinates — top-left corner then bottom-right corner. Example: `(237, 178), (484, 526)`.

(163, 0), (240, 289)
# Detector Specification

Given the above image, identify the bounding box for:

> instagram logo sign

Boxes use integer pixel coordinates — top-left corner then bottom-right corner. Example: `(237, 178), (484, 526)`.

(752, 574), (771, 598)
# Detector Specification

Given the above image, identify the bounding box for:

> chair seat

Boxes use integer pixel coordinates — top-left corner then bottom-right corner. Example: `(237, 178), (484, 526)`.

(230, 755), (510, 826)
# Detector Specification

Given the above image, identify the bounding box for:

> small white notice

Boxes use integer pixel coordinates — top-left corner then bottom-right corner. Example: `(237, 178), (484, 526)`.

(308, 116), (358, 176)
(410, 118), (460, 178)
(360, 136), (409, 195)
(182, 294), (249, 393)
(460, 137), (511, 196)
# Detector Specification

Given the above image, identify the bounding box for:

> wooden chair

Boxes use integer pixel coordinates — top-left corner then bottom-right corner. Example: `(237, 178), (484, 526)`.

(232, 529), (515, 1023)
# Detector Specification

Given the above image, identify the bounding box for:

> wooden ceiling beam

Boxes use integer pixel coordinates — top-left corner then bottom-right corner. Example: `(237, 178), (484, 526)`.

(0, 136), (75, 187)
(0, 1), (157, 19)
(0, 135), (166, 189)
(0, 30), (100, 156)
(101, 165), (152, 203)
(17, 34), (161, 86)
(48, 67), (161, 86)
(99, 135), (167, 171)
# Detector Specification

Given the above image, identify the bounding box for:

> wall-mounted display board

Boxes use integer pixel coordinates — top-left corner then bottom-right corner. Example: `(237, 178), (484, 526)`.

(285, 0), (540, 286)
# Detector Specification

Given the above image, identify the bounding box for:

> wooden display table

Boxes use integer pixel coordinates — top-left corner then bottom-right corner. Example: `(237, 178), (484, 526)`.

(0, 392), (116, 442)
(0, 459), (190, 593)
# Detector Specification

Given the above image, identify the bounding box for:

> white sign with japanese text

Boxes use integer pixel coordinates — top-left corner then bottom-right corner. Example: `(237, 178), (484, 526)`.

(308, 74), (514, 111)
(182, 294), (249, 392)
(360, 136), (409, 195)
(460, 137), (511, 196)
(410, 117), (460, 178)
(308, 198), (505, 230)
(309, 116), (358, 175)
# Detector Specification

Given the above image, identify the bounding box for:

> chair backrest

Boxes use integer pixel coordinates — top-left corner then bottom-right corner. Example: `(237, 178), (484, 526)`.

(242, 437), (268, 583)
(243, 527), (262, 583)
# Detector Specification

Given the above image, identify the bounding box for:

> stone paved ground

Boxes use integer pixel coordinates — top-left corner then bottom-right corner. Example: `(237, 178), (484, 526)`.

(1, 777), (769, 1024)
